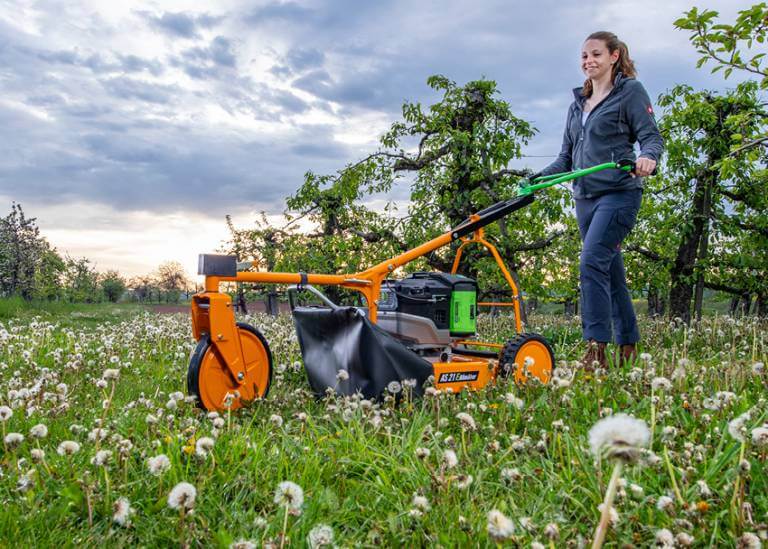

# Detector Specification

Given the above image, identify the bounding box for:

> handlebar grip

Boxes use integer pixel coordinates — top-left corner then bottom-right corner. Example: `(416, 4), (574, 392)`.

(616, 158), (658, 176)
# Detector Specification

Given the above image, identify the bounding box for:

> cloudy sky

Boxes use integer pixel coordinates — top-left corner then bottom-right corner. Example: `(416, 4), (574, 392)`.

(0, 0), (755, 279)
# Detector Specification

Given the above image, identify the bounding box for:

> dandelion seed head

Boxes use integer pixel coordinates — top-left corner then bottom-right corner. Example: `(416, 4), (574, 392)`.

(651, 377), (672, 391)
(597, 503), (619, 526)
(728, 411), (751, 442)
(0, 406), (12, 421)
(736, 533), (761, 549)
(147, 454), (171, 476)
(415, 447), (431, 460)
(274, 481), (304, 511)
(751, 426), (768, 447)
(229, 541), (256, 549)
(335, 369), (349, 381)
(412, 494), (430, 511)
(487, 509), (515, 541)
(57, 440), (80, 456)
(112, 497), (133, 526)
(456, 412), (476, 431)
(503, 393), (524, 409)
(442, 449), (458, 469)
(90, 450), (112, 467)
(656, 495), (675, 513)
(655, 528), (675, 548)
(588, 414), (650, 464)
(29, 424), (47, 439)
(195, 437), (215, 458)
(4, 432), (24, 448)
(455, 473), (473, 489)
(501, 467), (522, 483)
(544, 522), (559, 541)
(103, 369), (120, 380)
(386, 381), (402, 394)
(167, 482), (197, 510)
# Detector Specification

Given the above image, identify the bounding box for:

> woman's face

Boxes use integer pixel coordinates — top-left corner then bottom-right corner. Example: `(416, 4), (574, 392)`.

(581, 39), (619, 80)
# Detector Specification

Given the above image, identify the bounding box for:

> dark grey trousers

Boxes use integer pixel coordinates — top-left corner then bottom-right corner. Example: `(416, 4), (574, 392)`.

(575, 189), (642, 344)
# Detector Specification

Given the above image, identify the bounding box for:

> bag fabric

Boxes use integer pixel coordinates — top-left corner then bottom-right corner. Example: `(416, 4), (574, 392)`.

(292, 306), (433, 400)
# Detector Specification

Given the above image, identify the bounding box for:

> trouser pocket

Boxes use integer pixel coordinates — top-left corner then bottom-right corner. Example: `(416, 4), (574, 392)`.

(601, 206), (639, 250)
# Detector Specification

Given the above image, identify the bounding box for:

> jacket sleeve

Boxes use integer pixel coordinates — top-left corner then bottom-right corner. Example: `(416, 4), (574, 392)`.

(625, 81), (664, 162)
(539, 104), (574, 176)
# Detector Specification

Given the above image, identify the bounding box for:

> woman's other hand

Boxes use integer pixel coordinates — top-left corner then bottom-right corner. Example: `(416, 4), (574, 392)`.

(633, 157), (656, 177)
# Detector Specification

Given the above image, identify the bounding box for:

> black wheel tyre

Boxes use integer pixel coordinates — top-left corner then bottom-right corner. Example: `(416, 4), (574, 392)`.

(187, 322), (273, 410)
(498, 332), (555, 383)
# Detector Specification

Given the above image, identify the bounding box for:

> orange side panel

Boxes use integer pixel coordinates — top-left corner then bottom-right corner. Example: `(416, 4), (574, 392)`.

(433, 359), (495, 392)
(205, 292), (246, 384)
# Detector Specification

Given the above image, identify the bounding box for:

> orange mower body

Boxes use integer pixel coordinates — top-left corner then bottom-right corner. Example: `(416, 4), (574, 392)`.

(189, 193), (555, 411)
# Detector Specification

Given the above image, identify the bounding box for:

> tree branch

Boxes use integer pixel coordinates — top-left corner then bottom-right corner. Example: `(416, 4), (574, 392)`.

(624, 244), (670, 264)
(511, 229), (568, 253)
(704, 280), (746, 296)
(727, 134), (768, 157)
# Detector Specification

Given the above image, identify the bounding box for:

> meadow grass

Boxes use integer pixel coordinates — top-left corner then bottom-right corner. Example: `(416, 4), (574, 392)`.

(0, 307), (765, 547)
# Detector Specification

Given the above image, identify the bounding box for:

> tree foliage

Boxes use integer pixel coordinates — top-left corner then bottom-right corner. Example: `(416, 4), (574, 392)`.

(100, 270), (127, 303)
(238, 76), (579, 312)
(635, 82), (768, 321)
(675, 3), (768, 88)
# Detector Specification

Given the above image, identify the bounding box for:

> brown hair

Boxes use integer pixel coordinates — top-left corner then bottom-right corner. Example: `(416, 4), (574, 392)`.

(582, 31), (636, 97)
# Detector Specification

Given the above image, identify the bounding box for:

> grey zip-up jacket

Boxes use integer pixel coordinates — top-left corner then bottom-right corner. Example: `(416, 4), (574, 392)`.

(541, 73), (664, 199)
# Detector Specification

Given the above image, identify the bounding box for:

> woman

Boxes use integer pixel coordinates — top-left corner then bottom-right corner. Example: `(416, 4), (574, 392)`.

(537, 31), (663, 369)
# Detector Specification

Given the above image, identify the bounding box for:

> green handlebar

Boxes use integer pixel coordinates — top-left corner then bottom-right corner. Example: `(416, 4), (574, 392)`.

(516, 161), (634, 196)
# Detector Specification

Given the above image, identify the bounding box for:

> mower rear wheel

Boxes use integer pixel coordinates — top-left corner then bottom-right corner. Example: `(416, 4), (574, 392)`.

(498, 333), (554, 384)
(187, 322), (273, 411)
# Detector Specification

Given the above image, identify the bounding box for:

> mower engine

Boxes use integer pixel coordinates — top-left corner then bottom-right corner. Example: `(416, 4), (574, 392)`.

(376, 272), (478, 354)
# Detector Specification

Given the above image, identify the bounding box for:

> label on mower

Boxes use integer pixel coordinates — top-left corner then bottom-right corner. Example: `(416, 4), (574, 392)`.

(438, 371), (479, 384)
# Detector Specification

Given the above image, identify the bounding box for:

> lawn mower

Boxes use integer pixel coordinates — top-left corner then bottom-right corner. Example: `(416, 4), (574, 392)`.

(188, 161), (637, 411)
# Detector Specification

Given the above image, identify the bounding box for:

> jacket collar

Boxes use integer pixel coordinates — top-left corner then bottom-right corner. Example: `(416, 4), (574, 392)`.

(572, 71), (630, 103)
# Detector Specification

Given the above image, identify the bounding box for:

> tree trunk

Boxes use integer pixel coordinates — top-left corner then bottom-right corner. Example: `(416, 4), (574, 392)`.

(669, 173), (713, 323)
(757, 293), (767, 318)
(647, 285), (659, 317)
(236, 284), (247, 314)
(266, 290), (279, 316)
(730, 296), (740, 316)
(693, 183), (711, 322)
(740, 293), (752, 316)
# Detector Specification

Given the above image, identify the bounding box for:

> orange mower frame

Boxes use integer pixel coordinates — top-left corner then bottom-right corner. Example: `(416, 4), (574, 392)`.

(189, 192), (555, 411)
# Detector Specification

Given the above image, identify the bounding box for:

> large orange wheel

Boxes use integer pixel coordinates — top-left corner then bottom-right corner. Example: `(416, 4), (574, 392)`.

(498, 333), (554, 384)
(187, 322), (273, 411)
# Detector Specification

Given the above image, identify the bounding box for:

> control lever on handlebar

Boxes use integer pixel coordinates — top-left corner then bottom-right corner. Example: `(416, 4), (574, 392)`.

(616, 158), (658, 176)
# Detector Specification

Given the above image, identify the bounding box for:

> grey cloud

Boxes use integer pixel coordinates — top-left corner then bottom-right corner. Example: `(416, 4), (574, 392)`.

(291, 141), (349, 158)
(245, 2), (315, 24)
(174, 36), (237, 79)
(286, 48), (325, 71)
(116, 54), (165, 76)
(0, 0), (750, 227)
(30, 46), (164, 76)
(141, 10), (223, 39)
(0, 94), (354, 217)
(101, 77), (179, 104)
